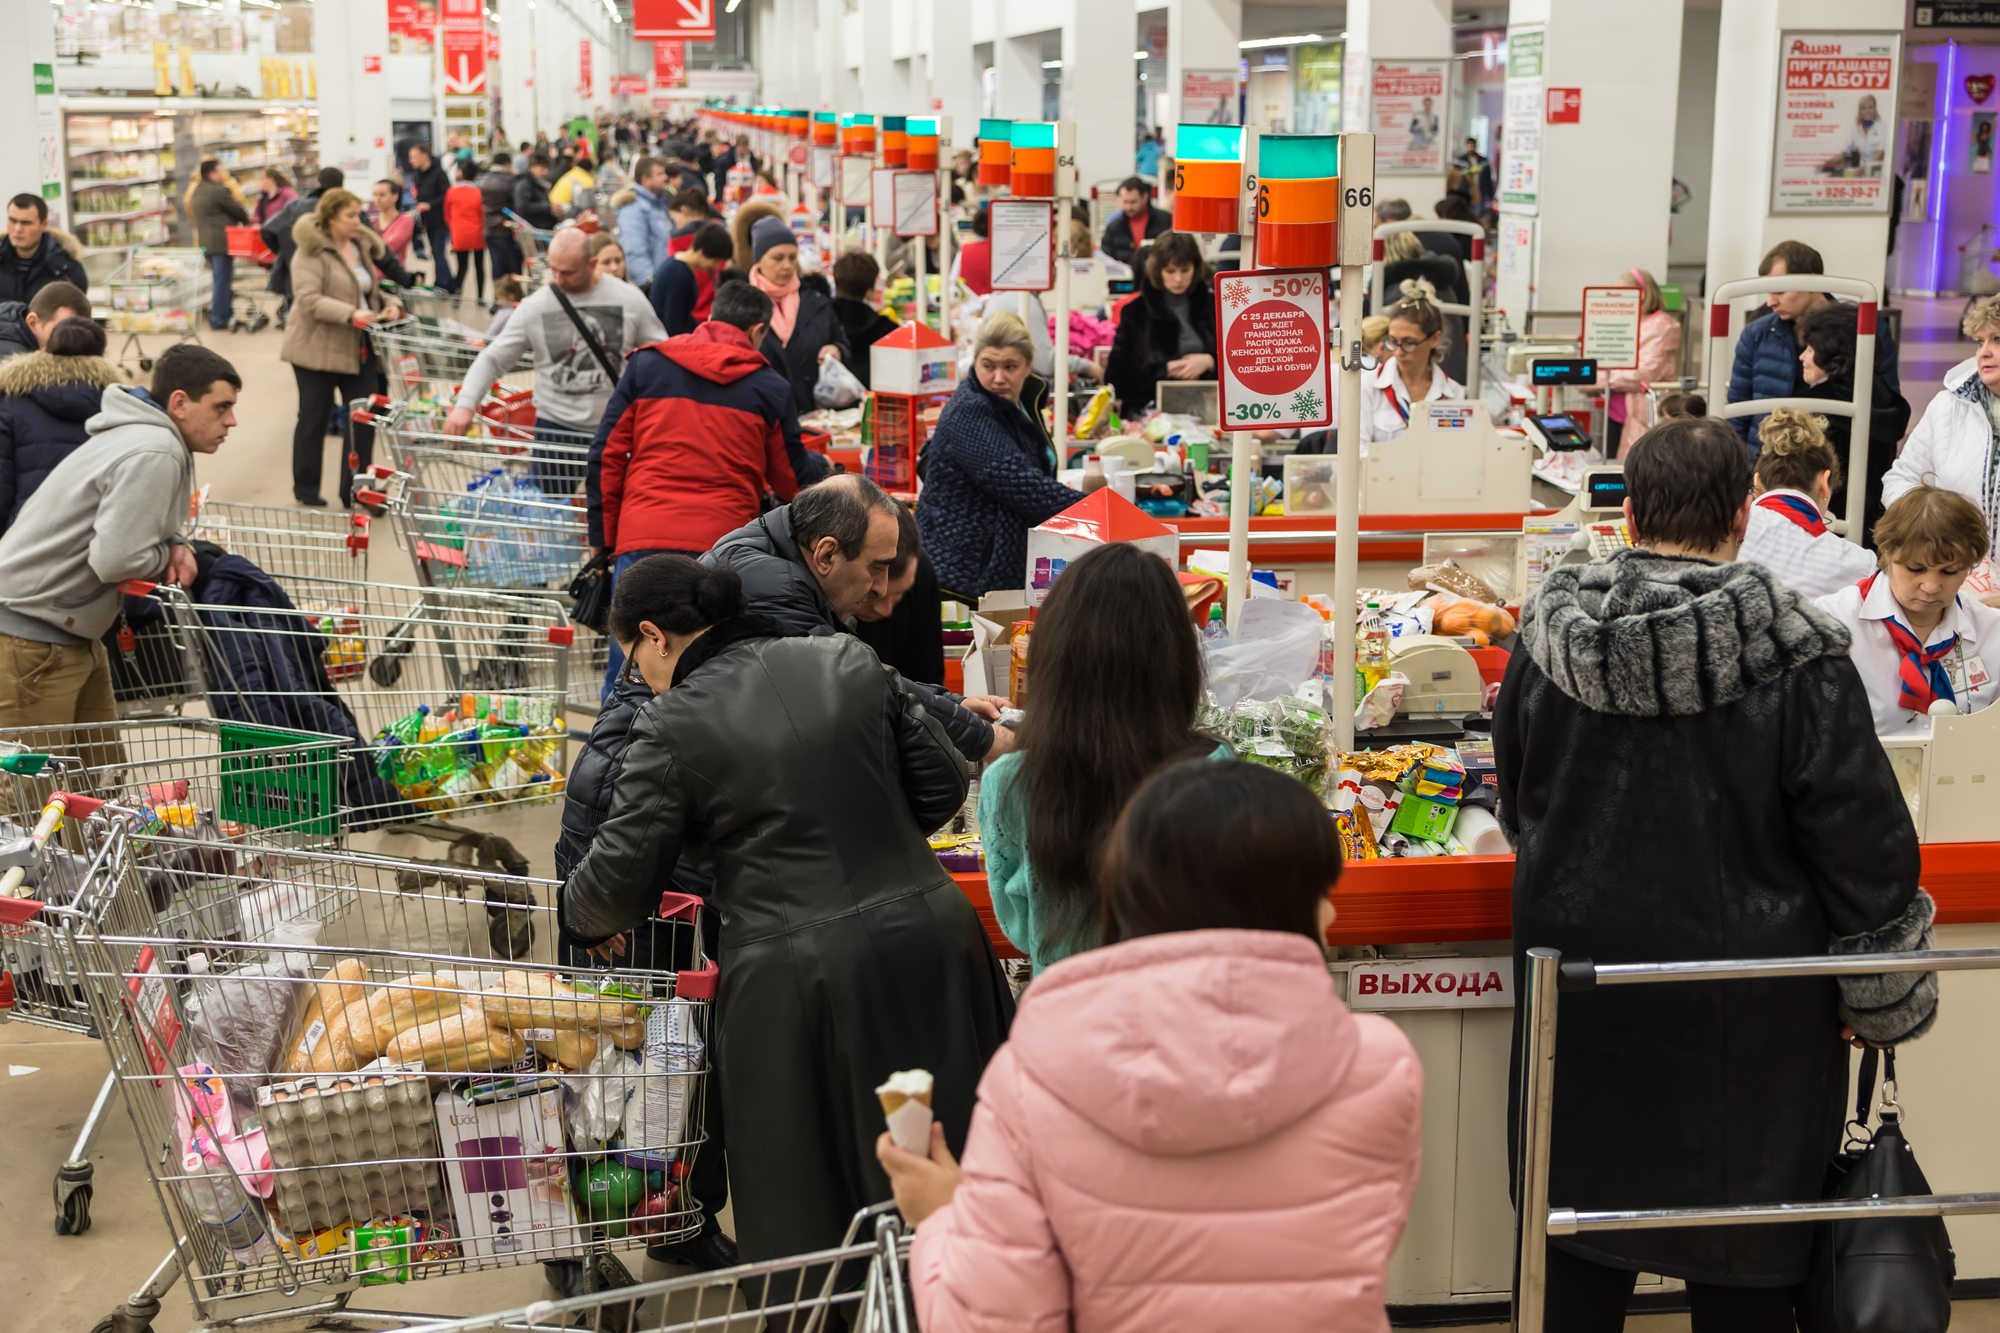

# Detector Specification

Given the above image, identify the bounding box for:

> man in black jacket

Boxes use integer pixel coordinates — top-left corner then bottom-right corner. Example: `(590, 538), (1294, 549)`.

(0, 195), (87, 306)
(704, 474), (1012, 762)
(513, 155), (558, 230)
(404, 143), (457, 292)
(1098, 177), (1172, 268)
(189, 160), (251, 330)
(477, 153), (522, 277)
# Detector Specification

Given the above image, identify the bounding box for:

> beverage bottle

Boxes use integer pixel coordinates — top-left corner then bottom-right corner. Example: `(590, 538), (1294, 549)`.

(1357, 600), (1391, 694)
(1008, 620), (1031, 705)
(180, 1156), (274, 1263)
(1202, 603), (1230, 643)
(1080, 455), (1108, 494)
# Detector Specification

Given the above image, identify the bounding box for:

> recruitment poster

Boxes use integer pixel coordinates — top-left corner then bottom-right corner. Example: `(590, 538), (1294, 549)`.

(1372, 61), (1448, 175)
(1770, 32), (1900, 214)
(1180, 70), (1240, 126)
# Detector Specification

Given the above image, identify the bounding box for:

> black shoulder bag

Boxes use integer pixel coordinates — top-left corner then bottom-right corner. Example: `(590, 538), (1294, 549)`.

(1797, 1046), (1955, 1333)
(548, 285), (623, 614)
(548, 283), (623, 385)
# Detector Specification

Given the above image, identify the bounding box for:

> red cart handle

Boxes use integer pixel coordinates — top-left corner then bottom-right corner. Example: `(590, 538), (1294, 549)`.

(676, 960), (718, 1000)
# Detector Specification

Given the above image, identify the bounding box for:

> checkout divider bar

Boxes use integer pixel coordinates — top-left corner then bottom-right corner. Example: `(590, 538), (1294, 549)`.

(1513, 944), (2000, 1332)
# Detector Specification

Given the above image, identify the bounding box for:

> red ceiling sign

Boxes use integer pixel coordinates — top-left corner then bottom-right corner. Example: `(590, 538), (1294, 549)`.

(654, 39), (686, 87)
(633, 0), (714, 42)
(388, 0), (430, 37)
(579, 40), (593, 96)
(442, 29), (486, 94)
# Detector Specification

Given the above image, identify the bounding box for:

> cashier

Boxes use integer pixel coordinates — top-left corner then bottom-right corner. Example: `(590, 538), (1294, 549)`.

(1815, 484), (2000, 736)
(1355, 280), (1464, 447)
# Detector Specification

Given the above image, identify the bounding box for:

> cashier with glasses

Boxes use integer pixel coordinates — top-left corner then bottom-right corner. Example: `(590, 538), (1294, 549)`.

(1815, 484), (2000, 736)
(1353, 280), (1464, 447)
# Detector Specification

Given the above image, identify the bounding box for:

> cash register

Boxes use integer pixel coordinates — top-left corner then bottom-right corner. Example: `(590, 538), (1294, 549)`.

(1516, 462), (1629, 598)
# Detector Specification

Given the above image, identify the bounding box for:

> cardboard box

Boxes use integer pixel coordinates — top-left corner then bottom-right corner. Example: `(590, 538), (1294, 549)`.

(869, 321), (956, 395)
(277, 4), (312, 53)
(1023, 489), (1179, 609)
(436, 1086), (582, 1262)
(964, 592), (1029, 699)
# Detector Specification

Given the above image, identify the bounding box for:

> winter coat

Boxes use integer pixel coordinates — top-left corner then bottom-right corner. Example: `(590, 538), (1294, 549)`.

(406, 160), (452, 221)
(261, 189), (319, 297)
(830, 297), (900, 390)
(1810, 363), (1912, 547)
(1604, 308), (1681, 451)
(585, 322), (815, 554)
(1104, 276), (1216, 415)
(1098, 204), (1173, 268)
(1728, 303), (1902, 453)
(1882, 357), (1993, 543)
(910, 929), (1424, 1333)
(189, 179), (251, 258)
(1495, 548), (1939, 1286)
(0, 350), (125, 530)
(704, 505), (994, 761)
(444, 183), (485, 251)
(616, 184), (671, 287)
(753, 274), (851, 413)
(558, 616), (1014, 1262)
(185, 550), (417, 829)
(916, 372), (1083, 601)
(0, 303), (35, 360)
(0, 230), (86, 307)
(513, 172), (558, 231)
(648, 256), (709, 337)
(477, 167), (517, 230)
(280, 215), (391, 376)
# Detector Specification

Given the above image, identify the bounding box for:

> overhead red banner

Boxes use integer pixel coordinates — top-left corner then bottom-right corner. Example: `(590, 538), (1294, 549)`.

(633, 0), (714, 42)
(654, 39), (685, 87)
(441, 25), (486, 95)
(579, 39), (593, 96)
(387, 0), (430, 37)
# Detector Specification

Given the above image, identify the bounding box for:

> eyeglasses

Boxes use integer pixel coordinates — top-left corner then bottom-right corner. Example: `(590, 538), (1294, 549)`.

(1381, 336), (1432, 352)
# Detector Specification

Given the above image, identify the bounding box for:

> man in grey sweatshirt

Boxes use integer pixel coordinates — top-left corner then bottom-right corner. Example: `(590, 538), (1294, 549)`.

(0, 343), (240, 729)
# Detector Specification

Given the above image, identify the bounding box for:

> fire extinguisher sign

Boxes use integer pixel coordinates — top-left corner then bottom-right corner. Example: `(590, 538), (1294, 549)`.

(1215, 267), (1334, 430)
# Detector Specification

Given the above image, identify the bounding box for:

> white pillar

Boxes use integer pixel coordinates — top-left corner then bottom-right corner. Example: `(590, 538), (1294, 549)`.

(817, 0), (843, 109)
(1346, 0), (1453, 213)
(1507, 0), (1681, 318)
(858, 0), (901, 112)
(1167, 0), (1241, 148)
(1705, 0), (1899, 294)
(928, 0), (978, 146)
(498, 0), (537, 149)
(315, 0), (395, 189)
(993, 34), (1042, 123)
(1062, 0), (1128, 195)
(0, 0), (64, 232)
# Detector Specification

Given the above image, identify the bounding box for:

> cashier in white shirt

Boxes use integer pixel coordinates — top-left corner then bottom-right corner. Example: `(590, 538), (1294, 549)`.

(1354, 280), (1464, 448)
(1814, 484), (2000, 736)
(1736, 408), (1875, 597)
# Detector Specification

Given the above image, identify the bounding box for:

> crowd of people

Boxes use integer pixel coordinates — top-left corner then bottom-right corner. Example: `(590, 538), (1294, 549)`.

(0, 101), (1979, 1330)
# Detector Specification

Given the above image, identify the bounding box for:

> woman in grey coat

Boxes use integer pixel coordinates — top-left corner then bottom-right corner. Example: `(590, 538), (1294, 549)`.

(560, 554), (1013, 1263)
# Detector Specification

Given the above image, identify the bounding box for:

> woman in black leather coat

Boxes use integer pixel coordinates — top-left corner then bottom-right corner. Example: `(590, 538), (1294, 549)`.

(560, 554), (1013, 1262)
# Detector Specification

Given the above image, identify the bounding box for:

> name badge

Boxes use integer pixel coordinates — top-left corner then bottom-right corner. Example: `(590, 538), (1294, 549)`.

(1968, 655), (1990, 691)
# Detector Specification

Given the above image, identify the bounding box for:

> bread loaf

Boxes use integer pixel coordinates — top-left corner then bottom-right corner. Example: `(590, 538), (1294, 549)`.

(518, 1025), (599, 1069)
(385, 1011), (518, 1073)
(284, 959), (368, 1073)
(479, 970), (640, 1031)
(599, 1016), (646, 1049)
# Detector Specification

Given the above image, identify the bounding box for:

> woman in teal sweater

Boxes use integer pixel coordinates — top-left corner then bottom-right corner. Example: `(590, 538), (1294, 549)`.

(979, 542), (1230, 970)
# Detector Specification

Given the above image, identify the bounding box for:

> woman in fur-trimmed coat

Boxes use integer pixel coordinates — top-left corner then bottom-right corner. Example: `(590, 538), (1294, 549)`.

(0, 319), (123, 530)
(1495, 537), (1938, 1302)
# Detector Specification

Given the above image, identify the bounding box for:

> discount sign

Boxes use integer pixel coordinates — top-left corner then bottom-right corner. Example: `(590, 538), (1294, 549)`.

(1215, 268), (1333, 429)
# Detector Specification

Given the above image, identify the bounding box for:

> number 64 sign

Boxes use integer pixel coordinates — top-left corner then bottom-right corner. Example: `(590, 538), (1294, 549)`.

(1214, 267), (1334, 430)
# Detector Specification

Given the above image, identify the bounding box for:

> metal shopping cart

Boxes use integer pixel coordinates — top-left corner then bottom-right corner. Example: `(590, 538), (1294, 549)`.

(115, 575), (574, 824)
(222, 225), (275, 335)
(106, 247), (207, 373)
(67, 841), (716, 1333)
(0, 718), (354, 1236)
(368, 314), (534, 405)
(187, 493), (373, 585)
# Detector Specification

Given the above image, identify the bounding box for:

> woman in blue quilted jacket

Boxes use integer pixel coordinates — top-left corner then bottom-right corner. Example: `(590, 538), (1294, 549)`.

(915, 311), (1082, 602)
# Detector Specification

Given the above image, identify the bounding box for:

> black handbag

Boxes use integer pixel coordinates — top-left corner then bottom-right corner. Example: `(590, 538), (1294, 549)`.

(568, 552), (613, 635)
(1797, 1046), (1955, 1333)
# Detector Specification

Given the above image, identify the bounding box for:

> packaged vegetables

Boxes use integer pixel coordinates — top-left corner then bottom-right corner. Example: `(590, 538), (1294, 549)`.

(367, 696), (566, 811)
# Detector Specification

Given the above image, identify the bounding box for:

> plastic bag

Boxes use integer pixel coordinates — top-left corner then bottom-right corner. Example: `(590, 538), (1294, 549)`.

(1203, 599), (1325, 707)
(185, 948), (312, 1113)
(813, 354), (866, 409)
(566, 1039), (642, 1146)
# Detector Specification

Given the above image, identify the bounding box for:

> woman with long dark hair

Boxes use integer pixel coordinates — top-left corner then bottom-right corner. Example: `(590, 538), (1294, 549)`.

(980, 541), (1228, 970)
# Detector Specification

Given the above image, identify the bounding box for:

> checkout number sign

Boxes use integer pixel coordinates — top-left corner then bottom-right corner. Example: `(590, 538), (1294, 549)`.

(1214, 267), (1334, 429)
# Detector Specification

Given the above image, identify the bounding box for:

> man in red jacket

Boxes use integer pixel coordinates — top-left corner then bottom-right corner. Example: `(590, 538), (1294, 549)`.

(585, 279), (830, 700)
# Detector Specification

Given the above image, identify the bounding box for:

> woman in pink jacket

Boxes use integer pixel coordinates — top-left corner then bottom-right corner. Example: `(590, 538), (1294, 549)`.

(879, 760), (1425, 1333)
(1602, 267), (1682, 456)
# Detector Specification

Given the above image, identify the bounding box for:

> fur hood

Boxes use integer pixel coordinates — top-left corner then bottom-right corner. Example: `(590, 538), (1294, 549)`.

(0, 350), (123, 396)
(292, 213), (387, 261)
(43, 229), (81, 261)
(1520, 547), (1850, 717)
(608, 187), (638, 211)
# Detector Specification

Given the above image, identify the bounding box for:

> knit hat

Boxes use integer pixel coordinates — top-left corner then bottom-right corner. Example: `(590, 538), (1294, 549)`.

(750, 215), (794, 264)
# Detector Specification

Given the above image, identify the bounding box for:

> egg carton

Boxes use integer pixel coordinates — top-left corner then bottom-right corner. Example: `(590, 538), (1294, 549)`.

(257, 1065), (451, 1234)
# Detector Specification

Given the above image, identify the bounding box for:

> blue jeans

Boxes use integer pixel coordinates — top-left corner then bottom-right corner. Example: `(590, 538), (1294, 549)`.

(601, 548), (700, 703)
(529, 420), (589, 496)
(208, 253), (233, 328)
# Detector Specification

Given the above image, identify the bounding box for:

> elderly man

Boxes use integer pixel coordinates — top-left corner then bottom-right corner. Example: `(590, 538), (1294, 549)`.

(445, 228), (664, 493)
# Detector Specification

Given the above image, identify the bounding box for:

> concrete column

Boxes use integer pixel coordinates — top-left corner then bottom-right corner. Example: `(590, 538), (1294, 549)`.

(993, 33), (1042, 123)
(315, 0), (394, 188)
(928, 0), (978, 139)
(1062, 0), (1129, 193)
(1166, 0), (1240, 148)
(1504, 0), (1682, 319)
(1705, 0), (1900, 293)
(1347, 0), (1454, 208)
(0, 0), (64, 231)
(858, 0), (900, 112)
(817, 0), (843, 109)
(497, 0), (537, 147)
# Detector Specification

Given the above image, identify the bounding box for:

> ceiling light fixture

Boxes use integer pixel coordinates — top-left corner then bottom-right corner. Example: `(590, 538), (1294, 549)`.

(1238, 33), (1323, 49)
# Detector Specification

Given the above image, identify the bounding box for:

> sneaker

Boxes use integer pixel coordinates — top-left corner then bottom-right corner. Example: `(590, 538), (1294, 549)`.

(647, 1218), (739, 1271)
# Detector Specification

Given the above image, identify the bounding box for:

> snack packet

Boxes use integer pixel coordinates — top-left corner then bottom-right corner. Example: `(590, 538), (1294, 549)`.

(877, 1068), (934, 1155)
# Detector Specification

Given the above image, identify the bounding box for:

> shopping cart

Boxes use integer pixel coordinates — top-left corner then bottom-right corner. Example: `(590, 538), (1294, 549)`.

(187, 494), (373, 585)
(68, 842), (716, 1333)
(222, 225), (275, 335)
(507, 209), (553, 292)
(106, 247), (207, 373)
(382, 280), (463, 322)
(118, 575), (574, 823)
(368, 314), (534, 405)
(0, 718), (354, 1236)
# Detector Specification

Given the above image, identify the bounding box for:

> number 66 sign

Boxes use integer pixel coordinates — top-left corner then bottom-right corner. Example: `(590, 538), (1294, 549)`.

(1214, 267), (1333, 429)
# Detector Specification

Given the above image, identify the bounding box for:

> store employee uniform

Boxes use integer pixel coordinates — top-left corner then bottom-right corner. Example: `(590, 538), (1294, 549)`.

(1335, 356), (1465, 447)
(1737, 489), (1877, 599)
(1815, 571), (2000, 736)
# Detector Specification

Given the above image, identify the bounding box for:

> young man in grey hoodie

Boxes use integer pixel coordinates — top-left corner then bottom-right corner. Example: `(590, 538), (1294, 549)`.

(0, 342), (240, 728)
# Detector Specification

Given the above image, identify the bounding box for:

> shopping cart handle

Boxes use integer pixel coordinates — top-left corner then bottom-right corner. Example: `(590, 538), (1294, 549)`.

(547, 626), (574, 646)
(658, 890), (702, 922)
(677, 960), (718, 1000)
(355, 489), (388, 509)
(56, 793), (105, 819)
(0, 754), (51, 776)
(363, 464), (396, 480)
(120, 579), (159, 596)
(351, 409), (379, 425)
